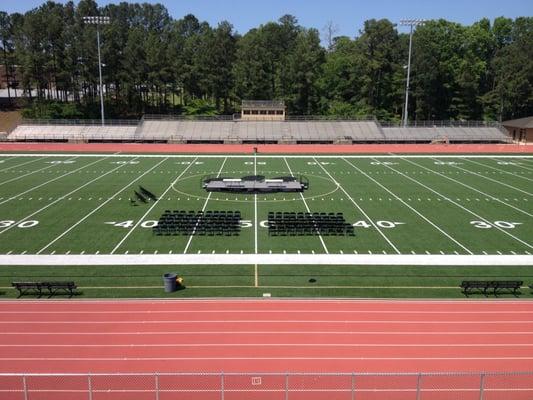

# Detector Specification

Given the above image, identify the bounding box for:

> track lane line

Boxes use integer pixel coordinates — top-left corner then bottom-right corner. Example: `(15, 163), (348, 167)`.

(111, 157), (198, 254)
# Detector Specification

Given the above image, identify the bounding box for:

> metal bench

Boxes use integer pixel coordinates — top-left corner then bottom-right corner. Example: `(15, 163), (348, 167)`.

(12, 281), (77, 298)
(461, 280), (523, 296)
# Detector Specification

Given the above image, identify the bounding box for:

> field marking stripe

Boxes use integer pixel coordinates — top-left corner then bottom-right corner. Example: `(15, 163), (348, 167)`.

(423, 157), (533, 217)
(36, 157), (167, 254)
(1, 254), (532, 265)
(3, 320), (533, 324)
(343, 158), (473, 255)
(430, 157), (533, 197)
(383, 158), (533, 250)
(283, 157), (329, 254)
(2, 343), (532, 347)
(111, 158), (198, 254)
(492, 157), (533, 172)
(1, 153), (532, 159)
(183, 157), (227, 254)
(0, 156), (78, 192)
(4, 310), (533, 314)
(1, 356), (533, 361)
(315, 157), (400, 254)
(0, 156), (72, 187)
(0, 156), (47, 174)
(0, 159), (134, 236)
(465, 158), (533, 182)
(3, 331), (533, 335)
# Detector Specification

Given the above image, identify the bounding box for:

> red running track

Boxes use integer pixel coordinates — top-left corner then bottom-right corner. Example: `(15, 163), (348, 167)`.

(0, 299), (532, 374)
(0, 142), (532, 154)
(1, 299), (533, 400)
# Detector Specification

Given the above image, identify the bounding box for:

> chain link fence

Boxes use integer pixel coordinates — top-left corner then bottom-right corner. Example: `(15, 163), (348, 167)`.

(0, 372), (531, 399)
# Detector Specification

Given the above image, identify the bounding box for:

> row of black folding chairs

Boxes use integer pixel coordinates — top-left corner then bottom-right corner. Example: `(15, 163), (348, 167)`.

(268, 225), (355, 236)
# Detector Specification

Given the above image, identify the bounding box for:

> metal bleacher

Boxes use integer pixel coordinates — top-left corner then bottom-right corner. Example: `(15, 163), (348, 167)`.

(8, 116), (511, 144)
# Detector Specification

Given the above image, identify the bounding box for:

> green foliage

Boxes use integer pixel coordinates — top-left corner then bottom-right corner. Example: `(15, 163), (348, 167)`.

(3, 1), (532, 121)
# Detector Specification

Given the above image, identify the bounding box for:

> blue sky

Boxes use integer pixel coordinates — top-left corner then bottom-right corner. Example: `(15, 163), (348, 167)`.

(2, 0), (532, 36)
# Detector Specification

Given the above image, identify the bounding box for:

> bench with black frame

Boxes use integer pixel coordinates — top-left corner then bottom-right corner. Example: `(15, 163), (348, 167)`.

(461, 280), (523, 296)
(12, 281), (77, 298)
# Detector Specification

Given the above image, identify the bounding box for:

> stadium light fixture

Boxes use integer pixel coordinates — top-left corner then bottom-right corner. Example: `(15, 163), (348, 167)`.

(400, 19), (426, 127)
(82, 16), (110, 126)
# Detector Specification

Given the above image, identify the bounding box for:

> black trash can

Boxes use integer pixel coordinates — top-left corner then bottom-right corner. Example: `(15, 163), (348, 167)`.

(163, 273), (178, 293)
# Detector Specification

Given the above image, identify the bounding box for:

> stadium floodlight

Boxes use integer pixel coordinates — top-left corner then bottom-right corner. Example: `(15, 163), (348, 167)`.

(400, 19), (427, 127)
(82, 16), (111, 126)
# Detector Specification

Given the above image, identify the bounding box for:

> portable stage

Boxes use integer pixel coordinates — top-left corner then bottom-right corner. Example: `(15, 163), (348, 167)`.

(202, 175), (309, 193)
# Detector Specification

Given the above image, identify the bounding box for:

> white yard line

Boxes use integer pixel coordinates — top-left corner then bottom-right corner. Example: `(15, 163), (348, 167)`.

(464, 158), (533, 182)
(378, 158), (533, 250)
(0, 156), (48, 173)
(0, 158), (133, 236)
(37, 157), (167, 254)
(428, 157), (532, 197)
(1, 356), (532, 361)
(315, 157), (400, 254)
(111, 158), (198, 254)
(343, 158), (473, 255)
(492, 157), (533, 172)
(3, 253), (531, 266)
(0, 156), (112, 207)
(1, 343), (532, 347)
(1, 153), (532, 159)
(283, 157), (329, 254)
(414, 157), (533, 217)
(183, 157), (227, 254)
(254, 153), (259, 285)
(0, 156), (76, 188)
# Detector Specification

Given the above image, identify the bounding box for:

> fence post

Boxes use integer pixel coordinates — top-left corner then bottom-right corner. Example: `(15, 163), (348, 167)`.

(22, 375), (28, 400)
(351, 373), (355, 400)
(155, 373), (159, 400)
(479, 373), (485, 400)
(88, 374), (93, 400)
(220, 372), (224, 400)
(285, 373), (289, 400)
(416, 373), (422, 400)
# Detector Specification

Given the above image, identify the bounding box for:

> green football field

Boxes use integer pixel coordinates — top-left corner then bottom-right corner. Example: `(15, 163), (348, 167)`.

(0, 153), (532, 298)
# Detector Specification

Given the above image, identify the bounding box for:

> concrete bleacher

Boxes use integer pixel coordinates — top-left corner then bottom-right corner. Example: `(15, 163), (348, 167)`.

(8, 117), (511, 144)
(9, 124), (137, 142)
(382, 126), (510, 143)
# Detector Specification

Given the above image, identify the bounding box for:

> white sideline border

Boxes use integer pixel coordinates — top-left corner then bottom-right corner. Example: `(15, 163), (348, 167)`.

(0, 154), (532, 159)
(0, 254), (532, 266)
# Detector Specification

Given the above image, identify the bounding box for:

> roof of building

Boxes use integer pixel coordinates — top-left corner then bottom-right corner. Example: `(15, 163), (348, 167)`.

(242, 100), (285, 109)
(502, 116), (533, 129)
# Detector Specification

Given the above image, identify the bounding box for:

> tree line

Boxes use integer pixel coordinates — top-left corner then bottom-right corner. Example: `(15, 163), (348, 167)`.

(0, 0), (532, 121)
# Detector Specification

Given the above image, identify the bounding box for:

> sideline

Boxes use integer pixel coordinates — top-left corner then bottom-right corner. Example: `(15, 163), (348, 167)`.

(0, 254), (532, 265)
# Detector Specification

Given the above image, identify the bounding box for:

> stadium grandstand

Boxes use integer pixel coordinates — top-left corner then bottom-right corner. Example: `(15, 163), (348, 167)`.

(6, 115), (510, 144)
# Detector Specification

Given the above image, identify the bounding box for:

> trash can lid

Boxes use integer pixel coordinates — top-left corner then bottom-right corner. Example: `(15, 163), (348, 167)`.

(163, 273), (177, 278)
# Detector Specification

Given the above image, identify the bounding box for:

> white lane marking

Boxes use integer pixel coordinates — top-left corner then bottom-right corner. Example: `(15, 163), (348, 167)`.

(0, 156), (48, 174)
(111, 158), (198, 254)
(37, 157), (167, 254)
(343, 158), (472, 255)
(284, 157), (329, 254)
(0, 156), (84, 203)
(424, 158), (533, 217)
(316, 157), (400, 254)
(1, 356), (533, 361)
(3, 331), (533, 335)
(2, 154), (531, 159)
(382, 158), (533, 250)
(183, 157), (227, 254)
(428, 156), (533, 200)
(2, 254), (531, 266)
(466, 158), (533, 182)
(0, 158), (125, 236)
(3, 320), (532, 324)
(4, 310), (533, 314)
(1, 343), (532, 347)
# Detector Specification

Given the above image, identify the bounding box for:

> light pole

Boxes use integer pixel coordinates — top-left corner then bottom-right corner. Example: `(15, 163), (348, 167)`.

(400, 19), (426, 127)
(82, 16), (110, 126)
